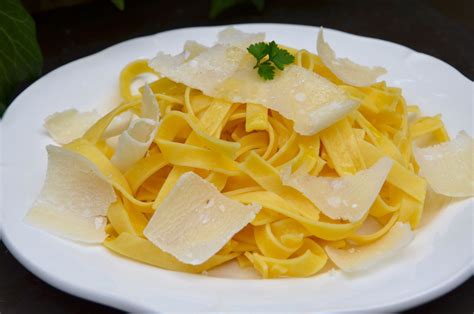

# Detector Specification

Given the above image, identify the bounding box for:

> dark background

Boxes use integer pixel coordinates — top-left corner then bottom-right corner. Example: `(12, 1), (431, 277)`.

(1, 0), (473, 312)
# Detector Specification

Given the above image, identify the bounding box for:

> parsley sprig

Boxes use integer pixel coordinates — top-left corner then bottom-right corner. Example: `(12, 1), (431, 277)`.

(247, 41), (295, 80)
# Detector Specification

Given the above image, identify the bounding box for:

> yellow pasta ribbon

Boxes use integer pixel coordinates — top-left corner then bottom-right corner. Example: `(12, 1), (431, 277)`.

(107, 198), (148, 236)
(125, 152), (168, 194)
(358, 139), (426, 203)
(347, 213), (399, 245)
(240, 152), (320, 221)
(254, 219), (308, 259)
(119, 59), (158, 101)
(245, 103), (269, 132)
(230, 191), (364, 241)
(52, 45), (456, 278)
(320, 118), (365, 175)
(245, 238), (327, 278)
(104, 233), (239, 273)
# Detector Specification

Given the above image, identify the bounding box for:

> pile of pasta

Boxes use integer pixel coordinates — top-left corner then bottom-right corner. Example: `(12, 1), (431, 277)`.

(27, 28), (473, 278)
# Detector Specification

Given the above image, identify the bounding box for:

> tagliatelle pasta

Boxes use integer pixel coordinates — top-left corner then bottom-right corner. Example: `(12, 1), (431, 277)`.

(26, 27), (473, 279)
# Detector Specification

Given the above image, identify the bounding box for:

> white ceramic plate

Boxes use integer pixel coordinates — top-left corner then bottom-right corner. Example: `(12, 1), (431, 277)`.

(1, 24), (472, 312)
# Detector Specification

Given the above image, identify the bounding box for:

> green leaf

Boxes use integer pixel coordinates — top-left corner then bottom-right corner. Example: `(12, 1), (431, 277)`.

(247, 41), (293, 80)
(209, 0), (265, 19)
(0, 0), (43, 116)
(111, 0), (125, 10)
(247, 42), (269, 63)
(270, 47), (295, 70)
(267, 41), (279, 59)
(257, 61), (275, 80)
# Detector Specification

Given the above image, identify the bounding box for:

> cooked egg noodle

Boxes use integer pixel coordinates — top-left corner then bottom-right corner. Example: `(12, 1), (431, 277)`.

(60, 48), (450, 277)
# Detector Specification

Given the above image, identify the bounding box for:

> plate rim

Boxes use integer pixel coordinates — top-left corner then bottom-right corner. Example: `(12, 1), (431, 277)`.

(1, 23), (472, 312)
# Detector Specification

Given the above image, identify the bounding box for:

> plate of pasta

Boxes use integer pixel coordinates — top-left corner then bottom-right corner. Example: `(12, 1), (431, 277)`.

(1, 24), (472, 312)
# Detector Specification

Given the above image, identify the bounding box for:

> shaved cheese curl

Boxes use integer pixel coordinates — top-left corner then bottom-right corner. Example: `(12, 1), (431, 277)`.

(25, 145), (116, 243)
(282, 157), (393, 222)
(414, 131), (473, 197)
(111, 118), (158, 172)
(101, 111), (133, 139)
(326, 222), (414, 272)
(144, 172), (260, 265)
(149, 39), (357, 136)
(317, 28), (387, 87)
(141, 83), (160, 121)
(217, 26), (265, 47)
(44, 109), (100, 144)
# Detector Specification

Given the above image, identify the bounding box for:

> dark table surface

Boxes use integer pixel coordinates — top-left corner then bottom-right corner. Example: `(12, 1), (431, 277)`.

(1, 0), (473, 312)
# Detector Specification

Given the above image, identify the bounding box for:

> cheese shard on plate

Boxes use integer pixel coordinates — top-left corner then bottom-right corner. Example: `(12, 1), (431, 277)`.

(101, 111), (132, 139)
(325, 222), (414, 272)
(111, 118), (158, 172)
(141, 83), (160, 121)
(183, 41), (208, 60)
(150, 44), (245, 99)
(218, 64), (358, 135)
(25, 206), (108, 243)
(317, 28), (387, 87)
(217, 26), (265, 47)
(44, 109), (100, 144)
(25, 145), (116, 243)
(413, 131), (473, 197)
(149, 29), (357, 136)
(282, 157), (393, 222)
(144, 172), (261, 265)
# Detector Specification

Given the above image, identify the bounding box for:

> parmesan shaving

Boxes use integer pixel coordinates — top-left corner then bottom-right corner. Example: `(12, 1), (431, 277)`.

(282, 157), (393, 222)
(25, 145), (116, 243)
(183, 41), (208, 60)
(44, 109), (100, 144)
(217, 65), (358, 135)
(111, 118), (157, 172)
(144, 172), (261, 265)
(105, 135), (120, 151)
(325, 222), (414, 272)
(141, 83), (160, 121)
(101, 111), (132, 139)
(149, 30), (357, 135)
(149, 44), (244, 99)
(413, 131), (474, 197)
(317, 28), (387, 87)
(217, 26), (265, 47)
(25, 206), (107, 243)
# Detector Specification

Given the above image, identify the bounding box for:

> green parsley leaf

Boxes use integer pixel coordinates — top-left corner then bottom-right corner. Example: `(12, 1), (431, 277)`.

(257, 61), (275, 80)
(267, 41), (279, 59)
(247, 41), (294, 80)
(247, 42), (269, 63)
(271, 46), (295, 70)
